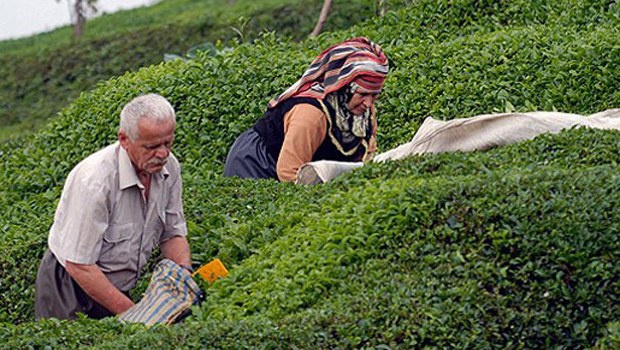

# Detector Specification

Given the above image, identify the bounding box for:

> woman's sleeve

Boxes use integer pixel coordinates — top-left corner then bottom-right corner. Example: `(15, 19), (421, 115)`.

(276, 104), (327, 182)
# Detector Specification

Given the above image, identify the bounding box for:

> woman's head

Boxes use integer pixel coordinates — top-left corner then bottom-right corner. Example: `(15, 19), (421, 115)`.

(268, 37), (389, 109)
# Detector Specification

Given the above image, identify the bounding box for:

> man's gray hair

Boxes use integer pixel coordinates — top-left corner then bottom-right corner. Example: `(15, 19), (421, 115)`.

(120, 94), (176, 140)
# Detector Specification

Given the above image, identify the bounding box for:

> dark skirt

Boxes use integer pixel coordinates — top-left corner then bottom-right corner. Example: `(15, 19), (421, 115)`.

(224, 128), (278, 180)
(35, 250), (125, 320)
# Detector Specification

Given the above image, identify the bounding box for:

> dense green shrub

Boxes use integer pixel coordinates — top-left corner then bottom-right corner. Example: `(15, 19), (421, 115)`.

(0, 0), (618, 348)
(0, 0), (406, 141)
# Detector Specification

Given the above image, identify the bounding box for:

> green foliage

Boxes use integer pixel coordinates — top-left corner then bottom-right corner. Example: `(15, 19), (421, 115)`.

(0, 0), (619, 348)
(0, 0), (404, 141)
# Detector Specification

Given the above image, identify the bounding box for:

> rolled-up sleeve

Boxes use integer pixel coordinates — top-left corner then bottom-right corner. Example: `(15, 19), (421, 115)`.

(276, 104), (327, 182)
(160, 160), (187, 242)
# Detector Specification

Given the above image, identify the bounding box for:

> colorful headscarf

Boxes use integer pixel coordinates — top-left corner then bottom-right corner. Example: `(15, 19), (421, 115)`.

(268, 37), (389, 109)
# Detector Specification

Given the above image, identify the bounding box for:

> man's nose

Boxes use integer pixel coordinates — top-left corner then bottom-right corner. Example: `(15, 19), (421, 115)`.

(154, 146), (169, 159)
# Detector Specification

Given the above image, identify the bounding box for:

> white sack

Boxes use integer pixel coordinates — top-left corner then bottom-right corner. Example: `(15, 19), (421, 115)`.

(296, 109), (620, 185)
(296, 160), (363, 185)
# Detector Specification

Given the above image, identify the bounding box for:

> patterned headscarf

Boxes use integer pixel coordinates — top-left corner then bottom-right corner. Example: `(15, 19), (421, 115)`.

(268, 37), (389, 109)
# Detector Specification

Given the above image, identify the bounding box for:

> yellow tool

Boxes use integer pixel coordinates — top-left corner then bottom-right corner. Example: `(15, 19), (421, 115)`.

(193, 258), (228, 284)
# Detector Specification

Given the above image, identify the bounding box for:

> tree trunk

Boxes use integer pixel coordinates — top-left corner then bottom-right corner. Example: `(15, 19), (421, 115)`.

(73, 0), (85, 37)
(310, 0), (332, 37)
(378, 0), (386, 17)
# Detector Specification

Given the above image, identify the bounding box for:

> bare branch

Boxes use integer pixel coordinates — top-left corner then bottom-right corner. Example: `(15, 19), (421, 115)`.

(310, 0), (332, 37)
(56, 0), (99, 37)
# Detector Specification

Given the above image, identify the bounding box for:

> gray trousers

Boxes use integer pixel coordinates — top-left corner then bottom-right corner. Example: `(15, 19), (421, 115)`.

(35, 250), (126, 320)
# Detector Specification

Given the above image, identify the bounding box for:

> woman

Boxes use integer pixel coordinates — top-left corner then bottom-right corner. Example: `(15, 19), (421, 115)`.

(224, 37), (389, 182)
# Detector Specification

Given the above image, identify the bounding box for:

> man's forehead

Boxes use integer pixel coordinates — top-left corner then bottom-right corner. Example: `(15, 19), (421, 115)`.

(136, 117), (175, 140)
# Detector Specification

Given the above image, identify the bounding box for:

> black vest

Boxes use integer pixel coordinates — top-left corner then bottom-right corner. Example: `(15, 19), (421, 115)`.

(253, 97), (368, 163)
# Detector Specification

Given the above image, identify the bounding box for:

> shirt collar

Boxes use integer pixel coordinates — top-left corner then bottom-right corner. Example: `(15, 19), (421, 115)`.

(117, 142), (169, 190)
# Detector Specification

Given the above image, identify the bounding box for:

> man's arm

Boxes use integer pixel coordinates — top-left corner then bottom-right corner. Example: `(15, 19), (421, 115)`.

(160, 235), (192, 267)
(65, 261), (134, 315)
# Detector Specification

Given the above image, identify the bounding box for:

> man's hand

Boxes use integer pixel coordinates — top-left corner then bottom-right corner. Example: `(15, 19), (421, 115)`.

(160, 236), (192, 268)
(65, 261), (134, 315)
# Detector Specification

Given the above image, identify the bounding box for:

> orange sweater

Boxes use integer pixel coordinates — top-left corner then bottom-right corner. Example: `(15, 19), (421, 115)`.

(276, 103), (377, 182)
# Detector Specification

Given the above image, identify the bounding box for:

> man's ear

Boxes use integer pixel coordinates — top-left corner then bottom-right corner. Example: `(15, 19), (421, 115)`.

(118, 130), (130, 149)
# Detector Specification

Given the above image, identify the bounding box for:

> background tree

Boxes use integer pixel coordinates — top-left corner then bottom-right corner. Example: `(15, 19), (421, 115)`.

(310, 0), (332, 37)
(378, 0), (386, 16)
(310, 0), (386, 37)
(58, 0), (99, 37)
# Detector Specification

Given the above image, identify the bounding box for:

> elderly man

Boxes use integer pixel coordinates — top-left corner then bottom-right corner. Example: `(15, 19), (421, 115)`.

(35, 94), (192, 320)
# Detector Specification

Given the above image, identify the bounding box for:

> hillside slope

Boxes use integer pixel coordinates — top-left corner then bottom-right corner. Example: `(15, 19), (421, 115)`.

(0, 0), (619, 348)
(0, 0), (396, 141)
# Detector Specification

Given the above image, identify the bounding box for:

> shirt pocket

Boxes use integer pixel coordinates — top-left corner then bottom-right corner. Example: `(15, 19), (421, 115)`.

(100, 223), (135, 266)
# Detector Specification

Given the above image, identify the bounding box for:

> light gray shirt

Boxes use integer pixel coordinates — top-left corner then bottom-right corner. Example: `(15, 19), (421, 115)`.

(48, 142), (187, 291)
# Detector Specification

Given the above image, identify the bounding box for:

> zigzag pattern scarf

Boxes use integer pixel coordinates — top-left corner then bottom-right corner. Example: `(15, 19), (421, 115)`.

(268, 37), (388, 156)
(268, 37), (389, 108)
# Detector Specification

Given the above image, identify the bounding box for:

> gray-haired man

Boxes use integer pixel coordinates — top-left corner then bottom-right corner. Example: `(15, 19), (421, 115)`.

(35, 94), (192, 320)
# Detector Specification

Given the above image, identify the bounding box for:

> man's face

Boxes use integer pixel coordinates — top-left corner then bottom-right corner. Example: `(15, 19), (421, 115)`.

(347, 91), (379, 116)
(119, 117), (175, 175)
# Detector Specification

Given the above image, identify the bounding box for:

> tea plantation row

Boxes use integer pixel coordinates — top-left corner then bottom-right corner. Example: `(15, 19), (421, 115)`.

(0, 0), (618, 348)
(0, 0), (404, 140)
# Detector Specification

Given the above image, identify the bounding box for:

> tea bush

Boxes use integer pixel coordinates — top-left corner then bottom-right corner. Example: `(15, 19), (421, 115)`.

(0, 0), (407, 141)
(0, 0), (618, 348)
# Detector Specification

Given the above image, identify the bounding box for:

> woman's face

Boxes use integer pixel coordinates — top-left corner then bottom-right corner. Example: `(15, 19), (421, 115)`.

(347, 91), (379, 116)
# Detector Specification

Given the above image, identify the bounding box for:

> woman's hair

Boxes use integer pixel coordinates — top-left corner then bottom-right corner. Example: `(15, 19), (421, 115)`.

(119, 94), (176, 140)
